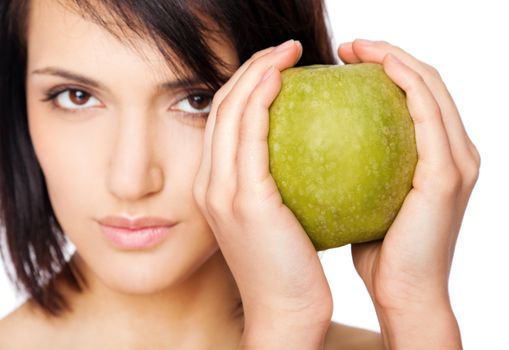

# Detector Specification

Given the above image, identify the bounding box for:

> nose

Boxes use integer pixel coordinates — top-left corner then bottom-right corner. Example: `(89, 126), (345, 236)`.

(107, 113), (164, 201)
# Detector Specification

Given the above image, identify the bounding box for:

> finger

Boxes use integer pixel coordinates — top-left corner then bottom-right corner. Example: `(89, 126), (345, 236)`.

(193, 46), (277, 216)
(193, 101), (217, 223)
(382, 53), (456, 178)
(350, 240), (380, 292)
(337, 42), (361, 63)
(213, 46), (277, 103)
(347, 39), (478, 176)
(208, 40), (302, 203)
(236, 66), (281, 193)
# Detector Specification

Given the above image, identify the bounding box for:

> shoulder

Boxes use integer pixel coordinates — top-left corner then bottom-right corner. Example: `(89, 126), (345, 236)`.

(0, 300), (56, 349)
(323, 321), (385, 350)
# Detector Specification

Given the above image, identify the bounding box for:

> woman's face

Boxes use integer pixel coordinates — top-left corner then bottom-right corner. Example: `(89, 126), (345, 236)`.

(25, 0), (238, 293)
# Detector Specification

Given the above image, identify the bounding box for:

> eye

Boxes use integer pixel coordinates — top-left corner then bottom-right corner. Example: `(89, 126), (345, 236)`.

(171, 93), (212, 115)
(50, 88), (102, 110)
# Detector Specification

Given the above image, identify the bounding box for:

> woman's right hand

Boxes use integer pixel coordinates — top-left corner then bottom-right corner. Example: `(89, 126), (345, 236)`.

(193, 40), (333, 349)
(338, 39), (480, 349)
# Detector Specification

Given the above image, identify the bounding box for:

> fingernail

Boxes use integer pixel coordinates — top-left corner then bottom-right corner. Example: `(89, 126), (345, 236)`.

(296, 41), (303, 62)
(339, 42), (352, 49)
(274, 39), (295, 53)
(261, 66), (275, 82)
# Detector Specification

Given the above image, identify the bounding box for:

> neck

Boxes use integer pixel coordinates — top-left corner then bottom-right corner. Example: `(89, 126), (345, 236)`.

(49, 250), (244, 349)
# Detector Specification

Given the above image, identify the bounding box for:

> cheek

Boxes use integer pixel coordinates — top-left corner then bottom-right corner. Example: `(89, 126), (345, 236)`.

(26, 105), (108, 235)
(27, 101), (207, 229)
(31, 128), (102, 188)
(166, 129), (204, 185)
(159, 123), (206, 215)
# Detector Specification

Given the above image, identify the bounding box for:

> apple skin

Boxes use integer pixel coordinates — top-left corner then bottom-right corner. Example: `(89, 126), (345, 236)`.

(268, 63), (417, 251)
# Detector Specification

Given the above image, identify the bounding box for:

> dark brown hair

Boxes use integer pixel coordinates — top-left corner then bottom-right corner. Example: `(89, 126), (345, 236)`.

(0, 0), (336, 316)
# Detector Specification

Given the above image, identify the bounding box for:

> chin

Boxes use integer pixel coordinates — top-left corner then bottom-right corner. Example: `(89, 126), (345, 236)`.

(105, 274), (175, 295)
(68, 219), (219, 295)
(89, 240), (219, 296)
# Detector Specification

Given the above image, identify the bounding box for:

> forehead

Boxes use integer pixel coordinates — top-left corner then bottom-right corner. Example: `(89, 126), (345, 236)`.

(27, 0), (174, 77)
(26, 0), (238, 80)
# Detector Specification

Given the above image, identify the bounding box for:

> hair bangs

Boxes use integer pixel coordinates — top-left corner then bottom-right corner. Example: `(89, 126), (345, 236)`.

(58, 0), (235, 91)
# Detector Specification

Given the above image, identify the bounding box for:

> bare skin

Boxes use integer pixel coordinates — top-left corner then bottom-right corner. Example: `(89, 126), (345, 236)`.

(7, 0), (245, 347)
(0, 294), (383, 350)
(0, 0), (383, 348)
(0, 253), (246, 349)
(0, 0), (479, 348)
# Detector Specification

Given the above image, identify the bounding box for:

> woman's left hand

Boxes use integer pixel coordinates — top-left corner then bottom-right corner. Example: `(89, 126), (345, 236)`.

(193, 40), (332, 348)
(338, 39), (481, 348)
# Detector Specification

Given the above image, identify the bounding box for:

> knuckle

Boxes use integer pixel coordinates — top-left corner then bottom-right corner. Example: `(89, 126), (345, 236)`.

(205, 188), (228, 216)
(212, 87), (226, 107)
(426, 165), (462, 197)
(232, 193), (255, 220)
(471, 143), (482, 167)
(244, 89), (262, 112)
(215, 98), (233, 121)
(411, 70), (426, 85)
(410, 75), (438, 106)
(215, 85), (226, 98)
(232, 197), (246, 219)
(466, 166), (480, 188)
(422, 62), (442, 79)
(240, 49), (278, 80)
(249, 51), (262, 61)
(378, 40), (407, 55)
(442, 166), (463, 195)
(400, 69), (426, 94)
(244, 52), (266, 73)
(431, 101), (443, 121)
(463, 159), (481, 188)
(215, 83), (227, 96)
(249, 57), (270, 74)
(238, 120), (250, 142)
(250, 48), (271, 61)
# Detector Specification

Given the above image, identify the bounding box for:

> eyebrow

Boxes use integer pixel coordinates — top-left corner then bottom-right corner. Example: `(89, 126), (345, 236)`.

(31, 67), (204, 91)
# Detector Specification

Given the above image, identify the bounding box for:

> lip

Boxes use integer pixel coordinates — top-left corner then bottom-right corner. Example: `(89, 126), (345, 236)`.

(97, 215), (177, 249)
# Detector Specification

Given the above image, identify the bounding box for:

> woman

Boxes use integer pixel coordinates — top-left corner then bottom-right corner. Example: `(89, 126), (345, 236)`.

(0, 0), (479, 348)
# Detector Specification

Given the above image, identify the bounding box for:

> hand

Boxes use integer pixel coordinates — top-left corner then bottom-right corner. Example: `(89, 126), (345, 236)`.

(338, 39), (480, 348)
(193, 40), (332, 348)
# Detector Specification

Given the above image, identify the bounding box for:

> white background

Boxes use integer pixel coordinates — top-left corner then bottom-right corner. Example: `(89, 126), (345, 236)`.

(322, 0), (509, 348)
(1, 0), (508, 348)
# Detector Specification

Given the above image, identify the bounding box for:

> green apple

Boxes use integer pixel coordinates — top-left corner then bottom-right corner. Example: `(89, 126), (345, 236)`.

(268, 63), (417, 251)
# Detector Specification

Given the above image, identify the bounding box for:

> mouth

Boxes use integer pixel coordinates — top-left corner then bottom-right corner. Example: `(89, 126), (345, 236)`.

(97, 215), (177, 250)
